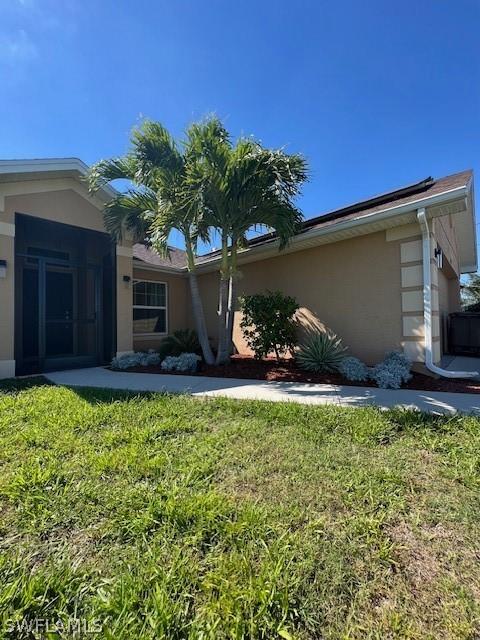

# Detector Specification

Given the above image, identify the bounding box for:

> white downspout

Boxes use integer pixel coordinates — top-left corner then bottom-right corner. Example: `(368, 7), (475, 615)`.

(417, 207), (478, 378)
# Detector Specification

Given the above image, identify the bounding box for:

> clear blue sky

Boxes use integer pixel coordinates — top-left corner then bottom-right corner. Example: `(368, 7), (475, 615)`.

(1, 0), (479, 254)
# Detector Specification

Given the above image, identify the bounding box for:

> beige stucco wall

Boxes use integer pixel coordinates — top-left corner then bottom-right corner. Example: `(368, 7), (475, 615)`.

(0, 232), (15, 376)
(196, 231), (403, 364)
(116, 252), (134, 354)
(132, 267), (189, 352)
(2, 185), (107, 231)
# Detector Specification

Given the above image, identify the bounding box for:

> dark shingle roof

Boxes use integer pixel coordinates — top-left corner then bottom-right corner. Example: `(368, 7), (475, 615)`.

(241, 169), (473, 251)
(132, 170), (473, 271)
(133, 244), (187, 269)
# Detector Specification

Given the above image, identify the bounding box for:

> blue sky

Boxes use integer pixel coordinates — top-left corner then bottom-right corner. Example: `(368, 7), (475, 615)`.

(1, 0), (479, 254)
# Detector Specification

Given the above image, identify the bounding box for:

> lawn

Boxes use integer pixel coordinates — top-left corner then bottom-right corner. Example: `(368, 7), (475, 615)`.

(0, 379), (479, 639)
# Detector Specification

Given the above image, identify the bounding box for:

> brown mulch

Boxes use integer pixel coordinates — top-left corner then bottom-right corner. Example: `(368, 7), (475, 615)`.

(115, 355), (480, 395)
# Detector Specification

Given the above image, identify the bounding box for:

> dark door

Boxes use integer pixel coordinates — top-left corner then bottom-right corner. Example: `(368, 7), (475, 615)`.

(45, 268), (75, 359)
(17, 256), (102, 373)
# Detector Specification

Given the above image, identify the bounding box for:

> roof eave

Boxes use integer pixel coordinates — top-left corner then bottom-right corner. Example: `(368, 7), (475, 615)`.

(195, 183), (473, 273)
(0, 158), (117, 202)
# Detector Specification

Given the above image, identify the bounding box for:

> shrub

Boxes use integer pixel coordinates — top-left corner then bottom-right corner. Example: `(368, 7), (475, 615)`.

(158, 329), (202, 358)
(111, 350), (161, 370)
(296, 330), (347, 373)
(369, 351), (412, 389)
(384, 351), (412, 377)
(239, 291), (299, 359)
(161, 353), (201, 373)
(339, 356), (369, 382)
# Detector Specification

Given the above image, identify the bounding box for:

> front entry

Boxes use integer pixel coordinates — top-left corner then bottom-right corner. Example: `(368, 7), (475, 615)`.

(15, 215), (115, 375)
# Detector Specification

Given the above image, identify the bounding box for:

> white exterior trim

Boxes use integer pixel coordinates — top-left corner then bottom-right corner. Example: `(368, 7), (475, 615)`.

(0, 158), (117, 199)
(0, 360), (15, 380)
(0, 222), (15, 237)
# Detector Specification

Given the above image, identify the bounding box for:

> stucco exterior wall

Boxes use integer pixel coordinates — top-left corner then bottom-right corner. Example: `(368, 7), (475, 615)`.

(132, 267), (189, 352)
(0, 232), (15, 376)
(2, 185), (107, 231)
(196, 231), (403, 364)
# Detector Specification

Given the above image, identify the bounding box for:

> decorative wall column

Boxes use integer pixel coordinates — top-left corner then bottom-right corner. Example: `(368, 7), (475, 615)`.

(398, 231), (441, 364)
(0, 199), (16, 378)
(116, 244), (134, 356)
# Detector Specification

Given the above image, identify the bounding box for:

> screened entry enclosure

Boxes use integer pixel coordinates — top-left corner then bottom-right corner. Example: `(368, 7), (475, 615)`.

(15, 215), (116, 375)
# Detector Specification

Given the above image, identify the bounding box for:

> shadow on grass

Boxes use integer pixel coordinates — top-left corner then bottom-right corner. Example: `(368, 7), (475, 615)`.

(0, 375), (54, 394)
(69, 385), (174, 405)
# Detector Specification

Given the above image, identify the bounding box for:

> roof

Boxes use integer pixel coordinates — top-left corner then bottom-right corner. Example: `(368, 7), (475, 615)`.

(0, 160), (474, 273)
(133, 243), (187, 270)
(207, 169), (473, 255)
(0, 157), (117, 200)
(133, 169), (475, 272)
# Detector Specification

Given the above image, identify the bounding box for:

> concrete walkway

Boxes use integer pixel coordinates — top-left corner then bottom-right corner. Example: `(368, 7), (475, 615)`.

(44, 367), (480, 416)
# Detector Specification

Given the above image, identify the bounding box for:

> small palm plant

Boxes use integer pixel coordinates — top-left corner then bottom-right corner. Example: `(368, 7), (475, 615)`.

(158, 329), (202, 358)
(296, 330), (347, 373)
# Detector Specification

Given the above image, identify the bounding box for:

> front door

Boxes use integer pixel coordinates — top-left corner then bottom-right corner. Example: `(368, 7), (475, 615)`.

(17, 255), (101, 373)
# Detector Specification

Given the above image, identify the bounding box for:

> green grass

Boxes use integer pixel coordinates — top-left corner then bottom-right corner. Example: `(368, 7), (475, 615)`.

(0, 379), (479, 639)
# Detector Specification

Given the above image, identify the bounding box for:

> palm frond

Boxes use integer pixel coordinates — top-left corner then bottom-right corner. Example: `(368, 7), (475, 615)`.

(86, 156), (137, 193)
(131, 120), (184, 186)
(103, 189), (156, 243)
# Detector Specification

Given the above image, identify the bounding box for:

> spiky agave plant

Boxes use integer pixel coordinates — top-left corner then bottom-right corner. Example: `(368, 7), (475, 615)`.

(296, 330), (347, 373)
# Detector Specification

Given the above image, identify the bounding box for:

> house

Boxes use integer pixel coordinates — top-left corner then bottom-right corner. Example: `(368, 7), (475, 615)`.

(0, 159), (476, 379)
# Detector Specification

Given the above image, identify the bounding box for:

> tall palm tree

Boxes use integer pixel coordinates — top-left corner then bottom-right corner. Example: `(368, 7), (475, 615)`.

(86, 120), (215, 365)
(187, 118), (309, 364)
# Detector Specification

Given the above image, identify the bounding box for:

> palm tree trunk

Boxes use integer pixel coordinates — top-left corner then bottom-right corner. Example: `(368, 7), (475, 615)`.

(215, 239), (230, 365)
(225, 244), (238, 358)
(188, 272), (215, 365)
(185, 240), (215, 365)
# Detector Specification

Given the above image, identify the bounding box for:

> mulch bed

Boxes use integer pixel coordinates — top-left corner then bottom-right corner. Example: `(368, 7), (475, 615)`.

(115, 355), (480, 395)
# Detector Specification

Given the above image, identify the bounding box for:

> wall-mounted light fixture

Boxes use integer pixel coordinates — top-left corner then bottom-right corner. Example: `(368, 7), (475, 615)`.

(123, 275), (131, 283)
(0, 260), (6, 278)
(434, 245), (443, 269)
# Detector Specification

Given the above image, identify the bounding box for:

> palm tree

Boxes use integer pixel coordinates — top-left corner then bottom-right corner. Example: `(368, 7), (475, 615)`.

(86, 120), (215, 365)
(187, 118), (308, 364)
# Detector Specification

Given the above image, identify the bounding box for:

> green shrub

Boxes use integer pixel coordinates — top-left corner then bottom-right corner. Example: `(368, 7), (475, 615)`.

(296, 330), (347, 373)
(158, 329), (202, 359)
(239, 291), (299, 359)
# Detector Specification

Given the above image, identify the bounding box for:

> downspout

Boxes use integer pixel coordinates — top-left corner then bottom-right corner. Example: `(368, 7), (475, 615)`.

(417, 207), (478, 378)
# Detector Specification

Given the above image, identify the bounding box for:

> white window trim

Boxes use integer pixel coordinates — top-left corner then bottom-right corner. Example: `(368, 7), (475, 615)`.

(132, 279), (168, 337)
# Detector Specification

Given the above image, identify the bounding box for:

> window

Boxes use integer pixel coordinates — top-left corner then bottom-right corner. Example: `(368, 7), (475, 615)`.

(133, 280), (167, 335)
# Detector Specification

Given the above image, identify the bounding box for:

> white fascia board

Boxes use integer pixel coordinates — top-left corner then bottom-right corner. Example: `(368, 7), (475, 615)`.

(0, 158), (118, 200)
(132, 260), (187, 276)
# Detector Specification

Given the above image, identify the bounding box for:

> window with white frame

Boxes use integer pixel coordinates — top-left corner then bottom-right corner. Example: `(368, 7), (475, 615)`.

(133, 280), (167, 335)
